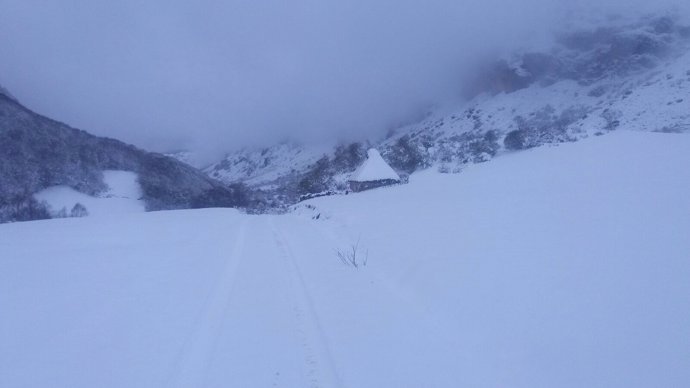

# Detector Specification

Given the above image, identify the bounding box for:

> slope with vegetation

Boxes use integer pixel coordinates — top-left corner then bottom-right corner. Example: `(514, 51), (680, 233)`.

(0, 91), (248, 223)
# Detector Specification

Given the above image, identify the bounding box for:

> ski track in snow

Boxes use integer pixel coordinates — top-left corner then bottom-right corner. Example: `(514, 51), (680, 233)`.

(164, 216), (342, 388)
(268, 217), (343, 388)
(166, 220), (248, 388)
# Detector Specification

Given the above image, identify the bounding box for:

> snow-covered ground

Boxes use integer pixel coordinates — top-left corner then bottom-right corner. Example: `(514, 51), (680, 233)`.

(2, 131), (689, 387)
(34, 170), (145, 217)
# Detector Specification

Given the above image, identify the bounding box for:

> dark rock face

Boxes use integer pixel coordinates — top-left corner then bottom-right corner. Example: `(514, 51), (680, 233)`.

(0, 93), (245, 223)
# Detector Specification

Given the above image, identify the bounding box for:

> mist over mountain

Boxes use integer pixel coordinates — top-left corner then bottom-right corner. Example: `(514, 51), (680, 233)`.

(197, 12), (690, 209)
(1, 5), (689, 221)
(1, 1), (688, 161)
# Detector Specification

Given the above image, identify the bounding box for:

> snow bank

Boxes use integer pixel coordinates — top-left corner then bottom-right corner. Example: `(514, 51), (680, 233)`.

(34, 170), (145, 217)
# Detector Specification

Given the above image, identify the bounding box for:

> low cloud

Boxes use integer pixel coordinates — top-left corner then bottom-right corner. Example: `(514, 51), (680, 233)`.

(0, 0), (687, 160)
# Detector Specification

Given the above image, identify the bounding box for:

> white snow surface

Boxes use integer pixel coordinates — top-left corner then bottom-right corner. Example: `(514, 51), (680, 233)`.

(349, 148), (400, 182)
(33, 170), (145, 217)
(2, 131), (690, 387)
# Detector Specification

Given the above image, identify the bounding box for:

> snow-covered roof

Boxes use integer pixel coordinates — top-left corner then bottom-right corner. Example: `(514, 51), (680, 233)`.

(349, 149), (400, 182)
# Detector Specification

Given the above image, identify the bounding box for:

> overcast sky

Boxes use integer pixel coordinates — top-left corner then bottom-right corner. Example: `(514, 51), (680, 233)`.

(0, 0), (686, 158)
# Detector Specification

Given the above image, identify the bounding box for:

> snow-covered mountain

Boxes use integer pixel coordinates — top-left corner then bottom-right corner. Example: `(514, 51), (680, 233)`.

(0, 92), (248, 223)
(199, 14), (690, 208)
(3, 130), (689, 387)
(205, 142), (331, 189)
(4, 13), (689, 221)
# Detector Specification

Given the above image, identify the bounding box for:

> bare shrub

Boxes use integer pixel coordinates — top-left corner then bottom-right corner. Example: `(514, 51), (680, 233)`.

(335, 237), (368, 269)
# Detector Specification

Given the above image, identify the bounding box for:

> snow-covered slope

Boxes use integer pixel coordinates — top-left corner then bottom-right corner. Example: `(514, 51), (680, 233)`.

(380, 47), (690, 167)
(205, 142), (332, 189)
(202, 14), (690, 208)
(0, 90), (247, 223)
(2, 131), (689, 387)
(34, 170), (145, 217)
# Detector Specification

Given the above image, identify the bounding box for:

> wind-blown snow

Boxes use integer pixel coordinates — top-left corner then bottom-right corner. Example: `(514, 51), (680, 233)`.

(33, 170), (145, 217)
(2, 131), (689, 387)
(349, 148), (400, 182)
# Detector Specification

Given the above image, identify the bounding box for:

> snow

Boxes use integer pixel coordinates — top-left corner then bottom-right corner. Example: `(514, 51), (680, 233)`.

(2, 131), (690, 387)
(206, 143), (333, 188)
(33, 170), (145, 217)
(201, 45), (690, 192)
(349, 148), (401, 182)
(380, 46), (690, 173)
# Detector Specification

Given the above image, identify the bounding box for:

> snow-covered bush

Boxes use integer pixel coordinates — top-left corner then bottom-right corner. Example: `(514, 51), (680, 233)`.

(507, 105), (585, 150)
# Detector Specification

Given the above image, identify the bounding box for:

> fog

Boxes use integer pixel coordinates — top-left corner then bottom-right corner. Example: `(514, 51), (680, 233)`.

(0, 0), (686, 158)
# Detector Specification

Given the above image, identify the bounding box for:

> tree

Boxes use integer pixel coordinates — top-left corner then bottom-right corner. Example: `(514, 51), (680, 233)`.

(469, 130), (500, 159)
(297, 157), (332, 195)
(54, 207), (68, 218)
(388, 135), (426, 174)
(332, 142), (366, 172)
(70, 203), (89, 217)
(2, 197), (52, 222)
(504, 130), (526, 150)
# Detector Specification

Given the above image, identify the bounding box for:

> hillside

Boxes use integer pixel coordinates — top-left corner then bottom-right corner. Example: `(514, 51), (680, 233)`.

(2, 130), (688, 387)
(0, 92), (247, 223)
(198, 14), (690, 208)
